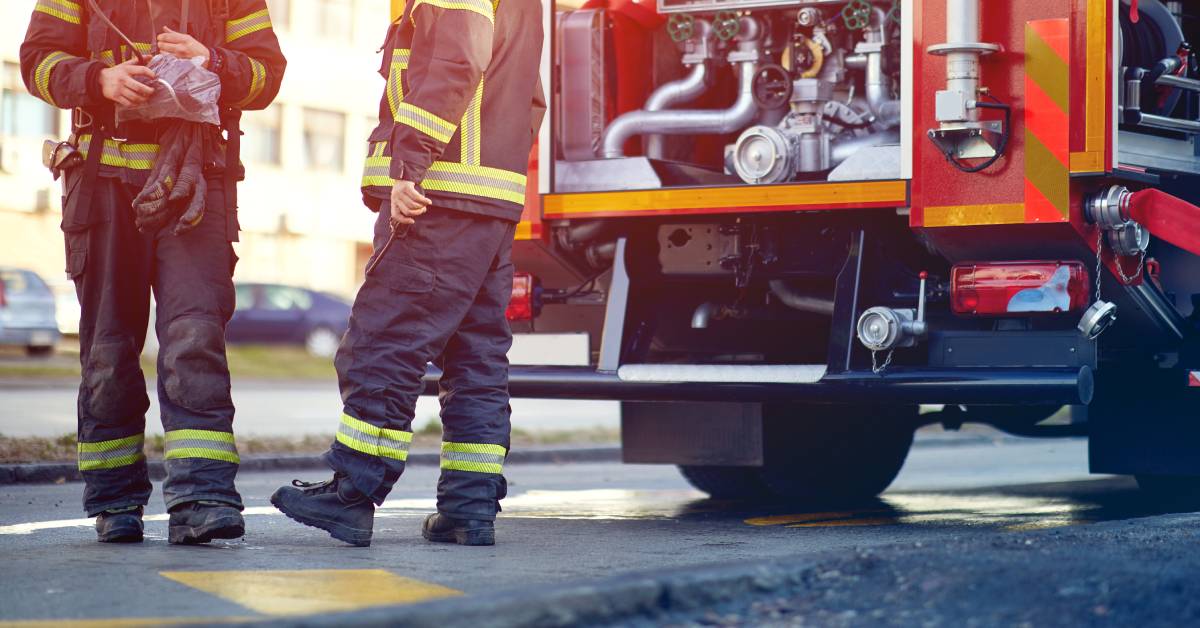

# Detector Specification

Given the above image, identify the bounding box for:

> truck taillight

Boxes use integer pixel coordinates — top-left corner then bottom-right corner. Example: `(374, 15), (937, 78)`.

(951, 262), (1089, 316)
(506, 272), (542, 321)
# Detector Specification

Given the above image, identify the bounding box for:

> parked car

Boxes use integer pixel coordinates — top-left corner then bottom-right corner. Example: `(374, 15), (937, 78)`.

(0, 267), (61, 356)
(226, 283), (352, 357)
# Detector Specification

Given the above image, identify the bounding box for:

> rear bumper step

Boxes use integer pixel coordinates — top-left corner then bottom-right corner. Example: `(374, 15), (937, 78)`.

(423, 365), (1094, 405)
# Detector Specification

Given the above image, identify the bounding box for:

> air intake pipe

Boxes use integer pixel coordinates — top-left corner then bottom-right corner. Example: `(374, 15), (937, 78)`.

(1088, 186), (1200, 257)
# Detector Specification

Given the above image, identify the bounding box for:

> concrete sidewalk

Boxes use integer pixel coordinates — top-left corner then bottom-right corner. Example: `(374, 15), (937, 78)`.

(0, 378), (621, 438)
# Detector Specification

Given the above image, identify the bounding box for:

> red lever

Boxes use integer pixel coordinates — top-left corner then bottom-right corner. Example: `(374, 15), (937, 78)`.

(1127, 188), (1200, 257)
(1130, 0), (1140, 24)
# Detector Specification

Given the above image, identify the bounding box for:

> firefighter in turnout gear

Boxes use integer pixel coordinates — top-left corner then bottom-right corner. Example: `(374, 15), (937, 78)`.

(271, 0), (545, 547)
(21, 0), (285, 544)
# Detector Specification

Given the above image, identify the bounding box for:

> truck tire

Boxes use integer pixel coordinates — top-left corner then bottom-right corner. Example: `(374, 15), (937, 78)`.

(1135, 475), (1200, 509)
(678, 465), (769, 500)
(757, 403), (918, 504)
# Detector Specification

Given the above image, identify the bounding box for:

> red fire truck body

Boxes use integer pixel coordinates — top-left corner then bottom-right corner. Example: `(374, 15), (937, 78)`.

(436, 0), (1200, 503)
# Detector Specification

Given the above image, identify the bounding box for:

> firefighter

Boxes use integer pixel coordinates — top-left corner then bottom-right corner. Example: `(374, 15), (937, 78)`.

(20, 0), (285, 544)
(271, 0), (545, 547)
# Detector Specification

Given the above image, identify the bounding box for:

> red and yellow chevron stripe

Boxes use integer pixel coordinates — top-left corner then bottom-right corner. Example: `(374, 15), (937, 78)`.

(1024, 19), (1071, 223)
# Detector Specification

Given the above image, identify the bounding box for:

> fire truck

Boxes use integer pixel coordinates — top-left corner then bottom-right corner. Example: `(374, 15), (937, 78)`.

(413, 0), (1200, 503)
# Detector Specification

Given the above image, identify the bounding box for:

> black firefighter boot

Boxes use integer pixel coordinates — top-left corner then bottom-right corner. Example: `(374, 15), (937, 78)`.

(95, 506), (144, 543)
(422, 513), (495, 546)
(168, 501), (246, 545)
(270, 475), (375, 547)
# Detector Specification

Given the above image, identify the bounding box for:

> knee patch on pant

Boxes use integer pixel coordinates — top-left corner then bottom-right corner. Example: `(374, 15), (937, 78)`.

(161, 317), (231, 412)
(83, 339), (147, 422)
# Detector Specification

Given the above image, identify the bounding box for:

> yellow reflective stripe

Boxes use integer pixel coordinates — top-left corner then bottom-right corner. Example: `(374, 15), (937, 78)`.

(412, 0), (495, 23)
(78, 434), (145, 472)
(96, 43), (152, 66)
(440, 442), (506, 474)
(235, 58), (267, 108)
(34, 51), (74, 106)
(80, 452), (143, 471)
(34, 0), (82, 25)
(337, 413), (413, 461)
(442, 442), (507, 456)
(77, 135), (160, 170)
(164, 429), (236, 444)
(163, 430), (239, 464)
(428, 160), (526, 185)
(78, 434), (144, 453)
(396, 102), (456, 144)
(461, 77), (484, 166)
(386, 49), (410, 118)
(226, 8), (273, 43)
(163, 448), (241, 464)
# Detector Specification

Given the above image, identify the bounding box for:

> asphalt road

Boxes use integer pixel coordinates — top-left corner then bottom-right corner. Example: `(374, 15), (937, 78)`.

(3, 434), (1194, 626)
(0, 379), (620, 437)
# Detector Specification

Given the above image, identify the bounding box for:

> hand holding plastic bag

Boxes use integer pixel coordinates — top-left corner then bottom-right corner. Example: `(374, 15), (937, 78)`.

(116, 53), (221, 127)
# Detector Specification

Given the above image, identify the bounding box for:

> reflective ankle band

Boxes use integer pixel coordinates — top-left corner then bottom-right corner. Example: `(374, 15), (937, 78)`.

(440, 442), (506, 474)
(78, 434), (145, 471)
(336, 413), (413, 462)
(163, 429), (240, 464)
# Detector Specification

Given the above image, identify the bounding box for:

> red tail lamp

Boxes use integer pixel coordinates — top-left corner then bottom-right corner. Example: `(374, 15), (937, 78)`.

(506, 272), (542, 321)
(951, 262), (1089, 316)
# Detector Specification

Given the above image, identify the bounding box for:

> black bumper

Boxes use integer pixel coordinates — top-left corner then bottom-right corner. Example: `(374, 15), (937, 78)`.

(423, 366), (1094, 406)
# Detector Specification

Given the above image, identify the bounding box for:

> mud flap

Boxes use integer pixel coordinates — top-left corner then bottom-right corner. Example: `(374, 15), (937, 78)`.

(1089, 366), (1200, 476)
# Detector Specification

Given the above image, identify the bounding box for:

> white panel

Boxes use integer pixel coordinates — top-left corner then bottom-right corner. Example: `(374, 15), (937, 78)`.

(617, 364), (828, 384)
(510, 333), (590, 366)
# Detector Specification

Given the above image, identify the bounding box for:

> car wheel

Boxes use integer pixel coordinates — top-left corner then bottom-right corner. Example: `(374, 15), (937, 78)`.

(305, 326), (342, 358)
(26, 345), (54, 358)
(678, 465), (770, 500)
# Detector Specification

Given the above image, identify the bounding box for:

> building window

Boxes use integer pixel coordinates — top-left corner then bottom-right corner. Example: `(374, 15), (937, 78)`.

(303, 108), (346, 172)
(1, 62), (59, 138)
(314, 0), (353, 41)
(267, 0), (290, 30)
(243, 105), (283, 166)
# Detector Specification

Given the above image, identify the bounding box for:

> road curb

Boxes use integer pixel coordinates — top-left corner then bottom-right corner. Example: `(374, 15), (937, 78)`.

(245, 556), (817, 628)
(0, 446), (621, 486)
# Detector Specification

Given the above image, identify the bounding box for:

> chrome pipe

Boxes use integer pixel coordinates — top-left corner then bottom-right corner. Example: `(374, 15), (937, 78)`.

(644, 63), (711, 160)
(601, 61), (760, 158)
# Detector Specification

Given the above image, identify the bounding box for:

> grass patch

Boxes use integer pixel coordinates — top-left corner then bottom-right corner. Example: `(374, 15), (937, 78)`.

(0, 344), (334, 381)
(1, 427), (620, 463)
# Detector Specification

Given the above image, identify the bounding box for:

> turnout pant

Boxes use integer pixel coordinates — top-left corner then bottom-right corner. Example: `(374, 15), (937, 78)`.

(66, 174), (242, 516)
(326, 205), (516, 520)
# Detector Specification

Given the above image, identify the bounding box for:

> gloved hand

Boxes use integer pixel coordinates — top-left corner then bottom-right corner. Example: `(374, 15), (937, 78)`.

(133, 120), (207, 236)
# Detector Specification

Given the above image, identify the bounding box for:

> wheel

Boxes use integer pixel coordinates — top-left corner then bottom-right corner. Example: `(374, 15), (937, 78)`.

(25, 345), (54, 357)
(757, 403), (917, 504)
(678, 465), (769, 500)
(304, 326), (341, 358)
(1136, 475), (1200, 510)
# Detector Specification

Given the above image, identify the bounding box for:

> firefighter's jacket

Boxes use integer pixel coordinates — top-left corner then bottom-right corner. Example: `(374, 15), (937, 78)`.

(362, 0), (546, 222)
(20, 0), (285, 186)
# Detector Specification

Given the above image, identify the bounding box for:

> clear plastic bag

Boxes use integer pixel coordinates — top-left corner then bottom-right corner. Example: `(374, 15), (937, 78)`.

(115, 53), (222, 127)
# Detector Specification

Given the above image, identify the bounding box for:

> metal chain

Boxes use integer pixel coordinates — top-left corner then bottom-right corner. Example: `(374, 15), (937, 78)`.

(1115, 250), (1147, 285)
(1094, 229), (1104, 302)
(871, 349), (894, 375)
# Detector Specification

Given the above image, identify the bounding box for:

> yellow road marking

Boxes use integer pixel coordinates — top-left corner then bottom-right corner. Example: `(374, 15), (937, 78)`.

(744, 511), (876, 526)
(160, 569), (461, 616)
(789, 517), (899, 528)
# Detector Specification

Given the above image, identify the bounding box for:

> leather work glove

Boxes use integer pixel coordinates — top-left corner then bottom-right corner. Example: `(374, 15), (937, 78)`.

(133, 120), (207, 236)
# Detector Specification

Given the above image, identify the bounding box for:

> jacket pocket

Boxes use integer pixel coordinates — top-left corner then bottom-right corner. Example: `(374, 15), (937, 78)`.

(375, 256), (435, 294)
(64, 230), (88, 280)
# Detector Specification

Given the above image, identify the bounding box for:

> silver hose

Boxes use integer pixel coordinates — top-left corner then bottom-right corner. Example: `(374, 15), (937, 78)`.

(601, 60), (760, 159)
(644, 63), (710, 160)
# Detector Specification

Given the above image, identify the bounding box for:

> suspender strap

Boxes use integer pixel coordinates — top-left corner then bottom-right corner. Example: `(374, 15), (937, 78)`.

(222, 109), (242, 241)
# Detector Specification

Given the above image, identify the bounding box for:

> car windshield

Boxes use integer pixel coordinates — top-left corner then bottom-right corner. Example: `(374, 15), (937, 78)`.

(262, 286), (313, 311)
(0, 270), (46, 295)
